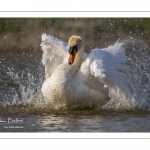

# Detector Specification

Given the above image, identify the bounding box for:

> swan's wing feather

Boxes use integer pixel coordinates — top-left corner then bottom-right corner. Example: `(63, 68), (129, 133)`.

(81, 42), (129, 89)
(90, 42), (129, 87)
(40, 33), (68, 79)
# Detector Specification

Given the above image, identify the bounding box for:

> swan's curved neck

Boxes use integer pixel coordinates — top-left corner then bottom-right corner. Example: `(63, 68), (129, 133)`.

(68, 45), (84, 76)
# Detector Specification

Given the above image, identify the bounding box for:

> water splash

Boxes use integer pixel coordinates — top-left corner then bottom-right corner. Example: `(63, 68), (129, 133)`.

(102, 37), (150, 111)
(0, 61), (48, 112)
(1, 37), (150, 113)
(126, 37), (150, 107)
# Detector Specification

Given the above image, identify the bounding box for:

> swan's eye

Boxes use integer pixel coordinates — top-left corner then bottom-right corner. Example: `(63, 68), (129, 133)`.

(69, 44), (78, 55)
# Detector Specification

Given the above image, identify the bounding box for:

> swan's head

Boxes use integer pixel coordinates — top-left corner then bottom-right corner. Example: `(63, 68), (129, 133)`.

(68, 35), (83, 65)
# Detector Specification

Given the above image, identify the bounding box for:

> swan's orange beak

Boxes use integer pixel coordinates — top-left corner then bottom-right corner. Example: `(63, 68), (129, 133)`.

(68, 51), (76, 65)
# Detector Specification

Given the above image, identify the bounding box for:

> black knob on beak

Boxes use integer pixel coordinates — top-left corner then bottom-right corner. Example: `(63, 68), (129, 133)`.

(69, 44), (78, 55)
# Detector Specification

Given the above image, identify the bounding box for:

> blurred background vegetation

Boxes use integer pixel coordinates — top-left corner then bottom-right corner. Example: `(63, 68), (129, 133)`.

(0, 18), (150, 55)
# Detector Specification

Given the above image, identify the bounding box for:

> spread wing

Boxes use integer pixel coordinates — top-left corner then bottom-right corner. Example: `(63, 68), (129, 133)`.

(89, 42), (129, 88)
(40, 33), (68, 79)
(79, 42), (130, 94)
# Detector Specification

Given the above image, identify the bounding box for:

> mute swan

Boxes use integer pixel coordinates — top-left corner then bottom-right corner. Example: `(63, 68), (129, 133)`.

(41, 34), (129, 109)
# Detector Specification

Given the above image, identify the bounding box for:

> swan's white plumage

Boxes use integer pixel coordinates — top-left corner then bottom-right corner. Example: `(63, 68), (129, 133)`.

(41, 33), (68, 79)
(41, 33), (129, 109)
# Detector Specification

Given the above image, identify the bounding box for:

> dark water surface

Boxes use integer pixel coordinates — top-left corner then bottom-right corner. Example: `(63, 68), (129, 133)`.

(1, 111), (150, 132)
(1, 45), (150, 132)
